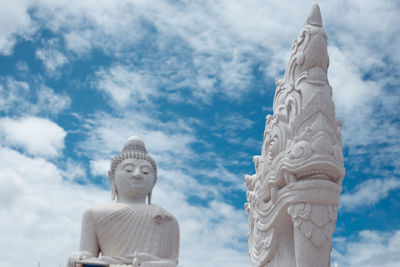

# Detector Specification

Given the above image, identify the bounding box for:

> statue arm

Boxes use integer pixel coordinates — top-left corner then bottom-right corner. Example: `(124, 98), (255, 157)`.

(67, 210), (100, 267)
(79, 209), (100, 257)
(170, 218), (179, 265)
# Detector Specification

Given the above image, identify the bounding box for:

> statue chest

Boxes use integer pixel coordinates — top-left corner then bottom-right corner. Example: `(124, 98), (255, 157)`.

(94, 205), (176, 258)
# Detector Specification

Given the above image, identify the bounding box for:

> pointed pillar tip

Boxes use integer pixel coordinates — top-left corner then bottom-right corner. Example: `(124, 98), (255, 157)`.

(306, 2), (323, 27)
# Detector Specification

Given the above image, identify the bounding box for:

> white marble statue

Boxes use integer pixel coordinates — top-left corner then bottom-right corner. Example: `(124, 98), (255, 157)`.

(245, 3), (345, 267)
(67, 136), (179, 267)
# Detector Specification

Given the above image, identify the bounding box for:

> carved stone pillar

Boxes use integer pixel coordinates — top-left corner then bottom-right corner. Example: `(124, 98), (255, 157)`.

(245, 3), (345, 267)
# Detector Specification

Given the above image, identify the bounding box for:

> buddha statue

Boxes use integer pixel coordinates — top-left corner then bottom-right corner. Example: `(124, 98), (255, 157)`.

(67, 136), (180, 267)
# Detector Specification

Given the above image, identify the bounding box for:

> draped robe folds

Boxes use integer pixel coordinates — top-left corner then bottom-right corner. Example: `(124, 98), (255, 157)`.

(81, 203), (179, 265)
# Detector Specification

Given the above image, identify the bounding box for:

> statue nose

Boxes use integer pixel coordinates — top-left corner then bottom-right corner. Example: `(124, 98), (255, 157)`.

(132, 168), (142, 177)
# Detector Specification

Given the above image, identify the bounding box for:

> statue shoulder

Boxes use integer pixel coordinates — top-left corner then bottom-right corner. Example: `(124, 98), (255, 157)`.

(150, 204), (179, 227)
(82, 203), (122, 223)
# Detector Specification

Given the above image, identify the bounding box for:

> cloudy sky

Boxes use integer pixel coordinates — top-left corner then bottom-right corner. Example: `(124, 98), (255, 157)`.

(0, 0), (399, 266)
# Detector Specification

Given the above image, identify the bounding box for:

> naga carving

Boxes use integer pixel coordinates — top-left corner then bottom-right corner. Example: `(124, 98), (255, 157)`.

(245, 3), (345, 267)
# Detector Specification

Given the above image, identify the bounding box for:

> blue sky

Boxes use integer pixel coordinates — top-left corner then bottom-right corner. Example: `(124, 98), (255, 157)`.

(0, 1), (399, 266)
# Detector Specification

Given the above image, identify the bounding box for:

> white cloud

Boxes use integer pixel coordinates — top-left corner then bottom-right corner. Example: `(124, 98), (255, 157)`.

(216, 113), (255, 132)
(36, 48), (68, 73)
(15, 61), (29, 72)
(35, 85), (71, 114)
(328, 46), (383, 147)
(32, 0), (149, 53)
(3, 0), (400, 76)
(329, 46), (380, 115)
(0, 116), (67, 158)
(0, 146), (108, 267)
(0, 76), (71, 115)
(211, 113), (261, 150)
(13, 0), (282, 101)
(321, 1), (400, 150)
(340, 178), (400, 211)
(0, 0), (33, 55)
(94, 64), (157, 108)
(64, 31), (91, 55)
(0, 77), (29, 111)
(35, 38), (68, 75)
(324, 0), (400, 72)
(3, 0), (398, 107)
(90, 159), (110, 177)
(332, 230), (400, 267)
(62, 159), (87, 182)
(79, 112), (196, 166)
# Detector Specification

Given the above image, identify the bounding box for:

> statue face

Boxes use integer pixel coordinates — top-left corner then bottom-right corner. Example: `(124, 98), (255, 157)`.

(114, 158), (155, 200)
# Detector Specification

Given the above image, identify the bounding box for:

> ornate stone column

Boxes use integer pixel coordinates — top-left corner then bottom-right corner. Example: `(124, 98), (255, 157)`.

(245, 3), (345, 267)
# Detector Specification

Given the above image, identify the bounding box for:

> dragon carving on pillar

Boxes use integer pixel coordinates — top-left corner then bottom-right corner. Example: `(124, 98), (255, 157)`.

(245, 3), (345, 267)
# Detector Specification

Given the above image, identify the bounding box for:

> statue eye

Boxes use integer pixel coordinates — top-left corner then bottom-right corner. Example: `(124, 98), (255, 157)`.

(123, 164), (135, 172)
(141, 166), (150, 175)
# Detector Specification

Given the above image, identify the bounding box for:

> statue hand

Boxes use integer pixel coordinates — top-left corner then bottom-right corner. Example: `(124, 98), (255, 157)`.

(131, 251), (176, 267)
(132, 251), (154, 266)
(67, 251), (93, 267)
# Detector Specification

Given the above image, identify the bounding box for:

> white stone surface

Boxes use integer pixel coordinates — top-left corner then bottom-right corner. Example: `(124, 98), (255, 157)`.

(67, 136), (179, 267)
(245, 3), (345, 267)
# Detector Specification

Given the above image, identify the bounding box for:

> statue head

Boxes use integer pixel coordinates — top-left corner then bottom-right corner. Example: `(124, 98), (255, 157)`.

(108, 136), (157, 204)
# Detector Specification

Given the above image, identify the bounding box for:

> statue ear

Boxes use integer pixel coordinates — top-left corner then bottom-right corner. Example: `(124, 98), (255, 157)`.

(108, 170), (117, 201)
(147, 174), (156, 204)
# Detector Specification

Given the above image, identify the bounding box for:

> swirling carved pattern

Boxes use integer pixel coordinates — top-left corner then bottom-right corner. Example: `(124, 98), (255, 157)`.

(288, 203), (337, 247)
(264, 124), (286, 162)
(250, 227), (276, 266)
(289, 141), (312, 161)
